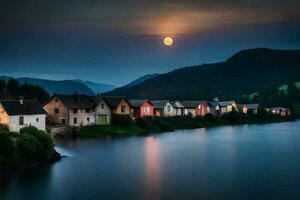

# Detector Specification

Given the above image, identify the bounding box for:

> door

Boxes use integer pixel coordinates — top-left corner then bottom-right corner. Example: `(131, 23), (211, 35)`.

(98, 115), (107, 125)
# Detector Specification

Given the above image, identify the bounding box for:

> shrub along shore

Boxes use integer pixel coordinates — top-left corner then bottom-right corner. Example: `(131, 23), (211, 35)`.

(75, 111), (295, 138)
(0, 126), (61, 171)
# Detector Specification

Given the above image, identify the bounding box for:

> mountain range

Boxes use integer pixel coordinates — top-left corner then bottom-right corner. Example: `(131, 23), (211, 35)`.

(104, 48), (300, 100)
(0, 76), (116, 95)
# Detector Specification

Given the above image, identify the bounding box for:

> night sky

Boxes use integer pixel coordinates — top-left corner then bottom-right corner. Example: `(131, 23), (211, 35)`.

(1, 0), (300, 85)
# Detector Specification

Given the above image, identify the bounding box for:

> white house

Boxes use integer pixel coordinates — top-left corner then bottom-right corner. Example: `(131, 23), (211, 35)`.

(92, 96), (112, 125)
(0, 99), (46, 132)
(152, 100), (174, 117)
(171, 101), (184, 116)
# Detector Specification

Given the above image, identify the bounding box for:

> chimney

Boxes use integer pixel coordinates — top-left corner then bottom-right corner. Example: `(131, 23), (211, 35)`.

(19, 96), (24, 104)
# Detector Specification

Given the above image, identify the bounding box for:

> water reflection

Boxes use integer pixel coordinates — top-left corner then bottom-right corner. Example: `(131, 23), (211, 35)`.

(144, 136), (160, 199)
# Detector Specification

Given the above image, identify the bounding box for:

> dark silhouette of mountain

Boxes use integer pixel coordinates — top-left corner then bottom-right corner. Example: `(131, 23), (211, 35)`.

(0, 76), (95, 95)
(74, 80), (117, 94)
(124, 74), (159, 87)
(104, 48), (300, 100)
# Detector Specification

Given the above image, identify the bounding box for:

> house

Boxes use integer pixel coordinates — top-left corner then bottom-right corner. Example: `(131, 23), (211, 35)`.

(218, 101), (238, 115)
(152, 100), (174, 117)
(238, 104), (260, 114)
(237, 104), (248, 114)
(181, 101), (210, 117)
(43, 94), (95, 126)
(246, 104), (260, 114)
(0, 99), (46, 132)
(129, 100), (153, 118)
(170, 101), (184, 116)
(102, 96), (131, 115)
(267, 107), (290, 116)
(208, 101), (221, 116)
(91, 96), (112, 125)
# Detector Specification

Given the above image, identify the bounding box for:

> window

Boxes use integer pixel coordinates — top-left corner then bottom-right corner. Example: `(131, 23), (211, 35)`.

(167, 105), (171, 112)
(36, 118), (39, 122)
(62, 119), (66, 124)
(73, 109), (78, 113)
(73, 118), (77, 124)
(54, 108), (59, 114)
(121, 105), (126, 113)
(87, 117), (90, 122)
(86, 108), (90, 113)
(55, 98), (58, 102)
(101, 104), (104, 109)
(19, 116), (24, 125)
(144, 107), (150, 113)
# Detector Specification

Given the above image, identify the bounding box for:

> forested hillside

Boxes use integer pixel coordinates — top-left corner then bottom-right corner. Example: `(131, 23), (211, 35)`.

(104, 48), (300, 100)
(0, 78), (49, 103)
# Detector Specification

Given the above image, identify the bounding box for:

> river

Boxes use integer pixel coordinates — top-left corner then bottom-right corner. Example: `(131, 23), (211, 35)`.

(1, 121), (300, 200)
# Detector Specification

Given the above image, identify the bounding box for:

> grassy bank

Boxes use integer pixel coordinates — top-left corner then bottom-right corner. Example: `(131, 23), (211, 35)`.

(0, 126), (61, 171)
(75, 111), (295, 138)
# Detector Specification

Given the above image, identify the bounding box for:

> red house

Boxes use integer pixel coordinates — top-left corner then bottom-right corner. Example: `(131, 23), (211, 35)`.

(129, 100), (153, 118)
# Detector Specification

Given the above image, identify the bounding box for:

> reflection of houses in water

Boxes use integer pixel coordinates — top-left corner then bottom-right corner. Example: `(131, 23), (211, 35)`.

(144, 136), (160, 199)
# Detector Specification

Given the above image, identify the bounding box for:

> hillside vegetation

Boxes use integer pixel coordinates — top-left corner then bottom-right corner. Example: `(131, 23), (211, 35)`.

(0, 78), (49, 103)
(104, 48), (300, 100)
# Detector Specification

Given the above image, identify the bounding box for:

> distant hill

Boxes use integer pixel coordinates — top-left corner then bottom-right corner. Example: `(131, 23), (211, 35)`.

(124, 74), (159, 87)
(74, 80), (117, 94)
(104, 48), (300, 100)
(0, 76), (95, 95)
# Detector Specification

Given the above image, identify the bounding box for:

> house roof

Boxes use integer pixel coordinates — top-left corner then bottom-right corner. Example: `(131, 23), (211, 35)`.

(90, 96), (105, 105)
(151, 100), (170, 109)
(218, 101), (235, 107)
(237, 104), (246, 110)
(128, 100), (152, 108)
(268, 107), (288, 111)
(208, 101), (219, 108)
(102, 96), (128, 109)
(54, 94), (94, 109)
(181, 101), (207, 108)
(170, 101), (184, 108)
(247, 104), (259, 110)
(0, 100), (47, 115)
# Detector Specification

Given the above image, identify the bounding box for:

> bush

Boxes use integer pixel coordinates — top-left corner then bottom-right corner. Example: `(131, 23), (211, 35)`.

(20, 126), (39, 135)
(111, 114), (134, 126)
(136, 117), (161, 132)
(18, 133), (42, 161)
(0, 132), (16, 162)
(19, 126), (54, 160)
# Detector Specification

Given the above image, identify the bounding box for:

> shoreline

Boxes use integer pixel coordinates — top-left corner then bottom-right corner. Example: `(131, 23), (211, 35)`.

(73, 113), (295, 138)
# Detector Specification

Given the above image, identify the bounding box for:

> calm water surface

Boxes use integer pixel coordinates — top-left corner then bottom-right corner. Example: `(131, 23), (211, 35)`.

(1, 121), (300, 200)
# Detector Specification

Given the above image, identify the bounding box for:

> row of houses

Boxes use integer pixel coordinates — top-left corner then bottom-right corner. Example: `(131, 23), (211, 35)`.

(0, 94), (291, 132)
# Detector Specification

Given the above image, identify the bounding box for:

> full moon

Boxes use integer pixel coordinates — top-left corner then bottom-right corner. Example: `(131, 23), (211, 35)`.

(163, 37), (173, 46)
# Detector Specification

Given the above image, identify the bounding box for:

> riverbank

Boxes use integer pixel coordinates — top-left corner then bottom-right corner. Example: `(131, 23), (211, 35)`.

(0, 126), (61, 171)
(75, 111), (295, 138)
